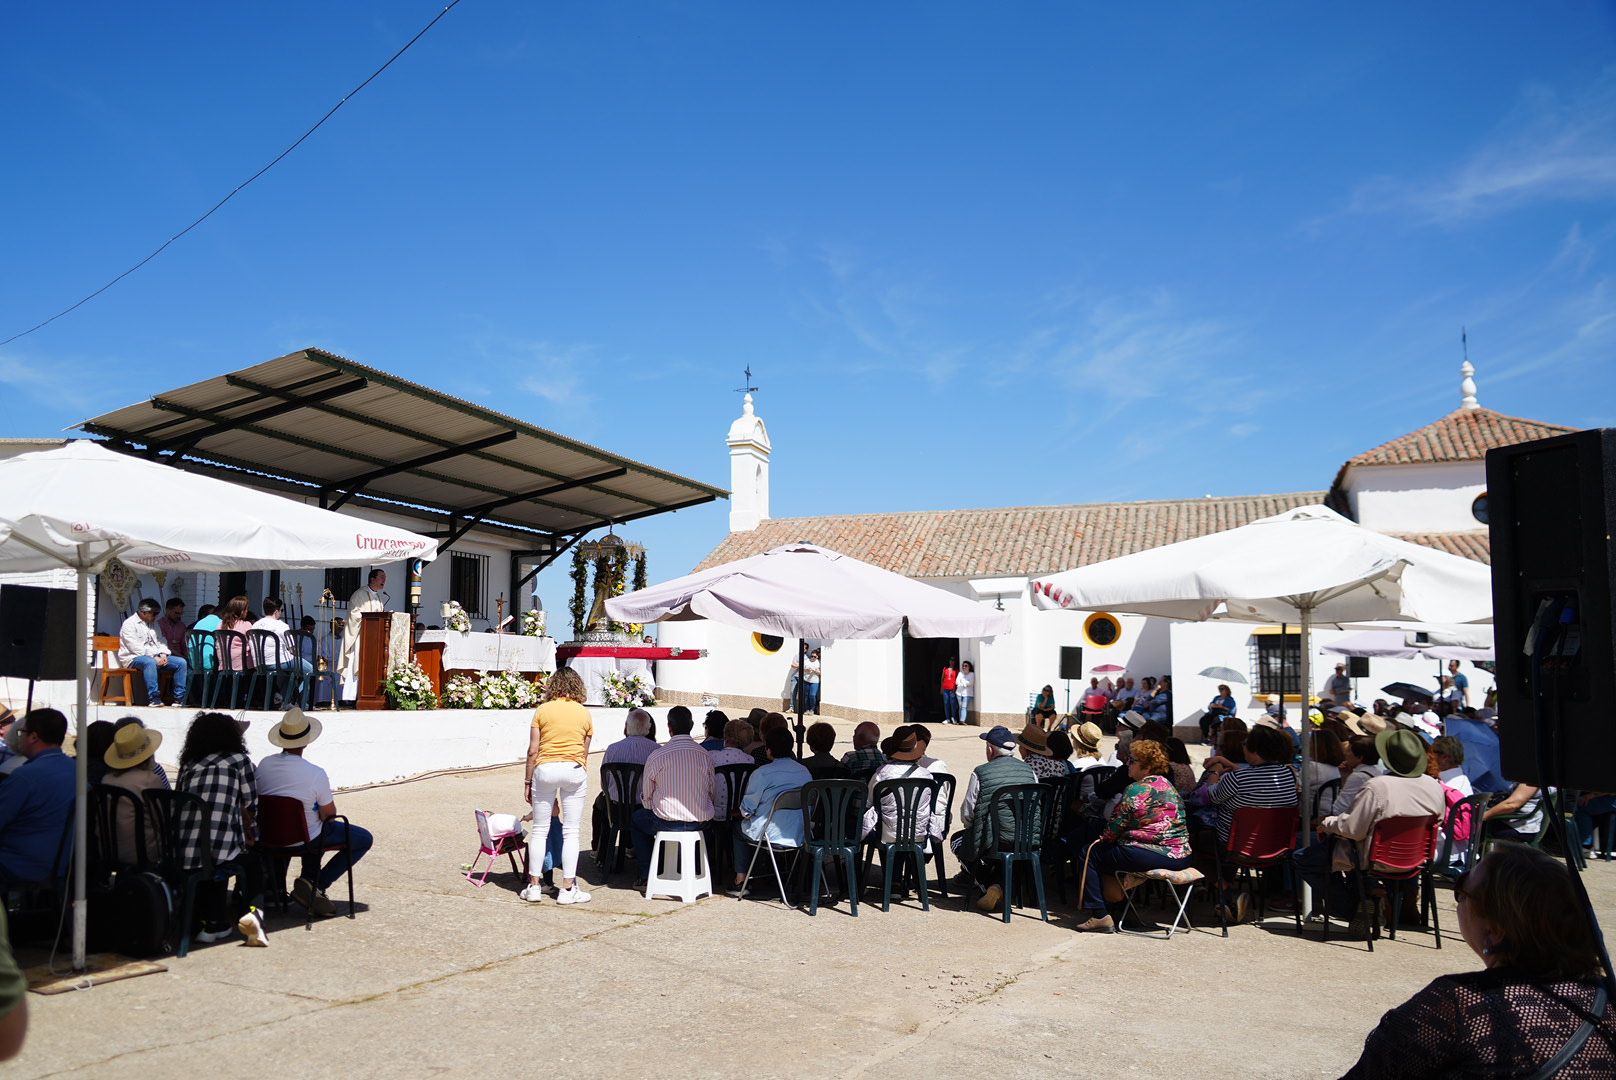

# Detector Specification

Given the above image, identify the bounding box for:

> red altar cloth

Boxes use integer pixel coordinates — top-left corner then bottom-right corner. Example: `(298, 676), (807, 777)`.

(555, 645), (705, 662)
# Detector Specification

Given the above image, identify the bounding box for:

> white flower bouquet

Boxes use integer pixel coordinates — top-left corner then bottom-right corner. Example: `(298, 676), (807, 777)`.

(521, 608), (546, 637)
(601, 669), (654, 708)
(440, 669), (541, 710)
(444, 601), (471, 633)
(442, 673), (482, 709)
(384, 659), (439, 710)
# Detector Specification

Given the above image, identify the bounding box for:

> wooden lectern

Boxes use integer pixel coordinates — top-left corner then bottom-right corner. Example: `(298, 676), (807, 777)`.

(356, 611), (392, 711)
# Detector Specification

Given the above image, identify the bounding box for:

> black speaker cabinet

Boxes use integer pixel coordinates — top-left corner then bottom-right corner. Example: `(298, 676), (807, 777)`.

(1058, 645), (1084, 681)
(1347, 656), (1371, 679)
(1486, 428), (1616, 790)
(0, 584), (78, 681)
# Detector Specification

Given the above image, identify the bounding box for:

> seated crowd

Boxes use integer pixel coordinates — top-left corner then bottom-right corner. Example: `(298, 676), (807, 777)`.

(110, 593), (318, 708)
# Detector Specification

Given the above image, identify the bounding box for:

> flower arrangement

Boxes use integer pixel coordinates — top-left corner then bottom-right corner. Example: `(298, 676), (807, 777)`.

(384, 659), (439, 711)
(441, 669), (542, 710)
(521, 608), (546, 638)
(601, 669), (654, 708)
(443, 600), (471, 633)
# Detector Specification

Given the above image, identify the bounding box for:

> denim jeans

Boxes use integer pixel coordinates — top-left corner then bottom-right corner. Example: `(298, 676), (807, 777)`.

(305, 819), (374, 891)
(130, 654), (188, 704)
(941, 689), (958, 723)
(804, 682), (820, 714)
(1575, 795), (1616, 851)
(1079, 843), (1193, 915)
(957, 695), (971, 726)
(631, 808), (704, 879)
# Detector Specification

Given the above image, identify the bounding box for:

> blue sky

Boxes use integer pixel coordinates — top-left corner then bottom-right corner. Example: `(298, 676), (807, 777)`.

(3, 3), (1614, 608)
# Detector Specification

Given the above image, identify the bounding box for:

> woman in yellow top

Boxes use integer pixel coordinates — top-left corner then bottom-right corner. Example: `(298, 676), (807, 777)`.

(523, 668), (593, 905)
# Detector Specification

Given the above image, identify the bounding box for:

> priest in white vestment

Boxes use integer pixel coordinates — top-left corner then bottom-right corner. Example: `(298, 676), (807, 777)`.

(339, 568), (388, 700)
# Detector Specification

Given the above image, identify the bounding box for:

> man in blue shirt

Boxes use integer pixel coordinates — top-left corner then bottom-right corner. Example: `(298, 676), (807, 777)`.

(0, 709), (75, 884)
(1448, 660), (1471, 707)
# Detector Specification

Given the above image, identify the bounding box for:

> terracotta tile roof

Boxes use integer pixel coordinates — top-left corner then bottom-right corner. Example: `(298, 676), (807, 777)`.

(694, 492), (1329, 579)
(1393, 531), (1491, 565)
(1346, 408), (1576, 468)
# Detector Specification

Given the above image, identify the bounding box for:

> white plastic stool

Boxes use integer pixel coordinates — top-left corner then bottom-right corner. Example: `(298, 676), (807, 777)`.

(645, 830), (712, 903)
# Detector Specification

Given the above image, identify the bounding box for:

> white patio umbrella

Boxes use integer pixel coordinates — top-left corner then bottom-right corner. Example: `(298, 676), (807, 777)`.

(1027, 505), (1492, 853)
(0, 441), (438, 970)
(1320, 630), (1423, 660)
(606, 543), (1011, 751)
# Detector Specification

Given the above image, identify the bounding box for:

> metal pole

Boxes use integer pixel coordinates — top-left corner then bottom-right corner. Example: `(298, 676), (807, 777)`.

(1298, 603), (1315, 916)
(72, 565), (89, 971)
(794, 636), (807, 759)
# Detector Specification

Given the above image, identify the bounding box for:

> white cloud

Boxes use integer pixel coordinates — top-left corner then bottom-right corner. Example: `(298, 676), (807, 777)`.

(1322, 69), (1616, 227)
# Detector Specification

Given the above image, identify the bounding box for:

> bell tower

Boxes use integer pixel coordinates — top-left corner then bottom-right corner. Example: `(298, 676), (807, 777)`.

(726, 373), (771, 533)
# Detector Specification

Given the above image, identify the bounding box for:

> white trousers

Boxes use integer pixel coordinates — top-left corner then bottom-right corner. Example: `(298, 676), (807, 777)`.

(530, 761), (588, 882)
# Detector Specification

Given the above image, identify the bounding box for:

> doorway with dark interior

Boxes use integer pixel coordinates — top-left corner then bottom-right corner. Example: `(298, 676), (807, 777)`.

(902, 635), (959, 725)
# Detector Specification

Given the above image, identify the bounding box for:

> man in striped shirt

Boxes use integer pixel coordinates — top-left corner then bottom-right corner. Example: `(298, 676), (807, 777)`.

(630, 709), (715, 881)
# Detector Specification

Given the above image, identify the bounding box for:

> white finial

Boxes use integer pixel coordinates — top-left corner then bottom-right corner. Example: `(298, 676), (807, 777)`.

(1459, 360), (1479, 410)
(742, 392), (754, 417)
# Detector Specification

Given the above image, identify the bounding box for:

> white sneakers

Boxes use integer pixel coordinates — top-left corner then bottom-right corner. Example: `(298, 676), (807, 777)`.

(237, 907), (269, 947)
(518, 884), (546, 903)
(556, 885), (591, 905)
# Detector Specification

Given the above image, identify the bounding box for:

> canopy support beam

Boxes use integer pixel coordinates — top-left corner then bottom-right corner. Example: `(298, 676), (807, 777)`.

(441, 470), (628, 550)
(323, 431), (519, 511)
(146, 378), (368, 454)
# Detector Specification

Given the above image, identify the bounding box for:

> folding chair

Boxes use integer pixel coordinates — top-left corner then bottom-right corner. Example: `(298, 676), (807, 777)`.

(1114, 865), (1206, 939)
(1213, 805), (1300, 936)
(737, 789), (808, 908)
(466, 809), (528, 887)
(257, 794), (357, 926)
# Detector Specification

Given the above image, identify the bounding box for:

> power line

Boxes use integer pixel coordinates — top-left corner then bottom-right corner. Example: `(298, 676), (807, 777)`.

(0, 0), (467, 350)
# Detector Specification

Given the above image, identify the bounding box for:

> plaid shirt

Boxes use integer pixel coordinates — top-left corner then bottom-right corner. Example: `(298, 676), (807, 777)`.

(177, 751), (256, 869)
(840, 747), (886, 772)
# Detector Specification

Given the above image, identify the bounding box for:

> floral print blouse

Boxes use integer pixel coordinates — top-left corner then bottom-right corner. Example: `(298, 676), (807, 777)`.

(1103, 774), (1190, 859)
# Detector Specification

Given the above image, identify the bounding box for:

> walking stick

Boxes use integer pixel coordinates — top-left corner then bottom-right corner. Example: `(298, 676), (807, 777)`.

(1075, 836), (1105, 912)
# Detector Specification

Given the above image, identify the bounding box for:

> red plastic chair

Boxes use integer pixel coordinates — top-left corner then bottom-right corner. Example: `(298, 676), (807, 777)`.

(257, 794), (357, 925)
(1214, 805), (1301, 934)
(1356, 814), (1439, 951)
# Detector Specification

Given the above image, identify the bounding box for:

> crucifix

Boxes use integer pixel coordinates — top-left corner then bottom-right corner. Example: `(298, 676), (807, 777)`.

(495, 592), (506, 634)
(734, 365), (759, 396)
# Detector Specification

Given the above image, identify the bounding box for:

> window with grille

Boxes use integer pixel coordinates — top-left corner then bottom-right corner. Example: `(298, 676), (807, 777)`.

(1251, 633), (1301, 696)
(325, 567), (360, 605)
(450, 552), (488, 618)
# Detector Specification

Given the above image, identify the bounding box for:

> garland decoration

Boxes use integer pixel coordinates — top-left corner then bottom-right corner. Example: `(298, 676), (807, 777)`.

(569, 548), (588, 636)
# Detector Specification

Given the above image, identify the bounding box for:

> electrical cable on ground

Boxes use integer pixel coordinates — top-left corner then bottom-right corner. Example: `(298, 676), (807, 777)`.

(0, 0), (466, 350)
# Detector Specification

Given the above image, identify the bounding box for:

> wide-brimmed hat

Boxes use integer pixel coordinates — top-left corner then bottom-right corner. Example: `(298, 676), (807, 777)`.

(881, 728), (923, 761)
(105, 723), (162, 770)
(1267, 693), (1281, 706)
(1376, 727), (1429, 779)
(979, 725), (1016, 751)
(268, 707), (323, 749)
(1407, 714), (1442, 744)
(1339, 712), (1371, 737)
(1017, 724), (1052, 757)
(1074, 722), (1102, 753)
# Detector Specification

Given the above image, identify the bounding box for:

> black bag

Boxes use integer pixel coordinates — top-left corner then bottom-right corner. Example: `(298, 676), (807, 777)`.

(110, 870), (175, 958)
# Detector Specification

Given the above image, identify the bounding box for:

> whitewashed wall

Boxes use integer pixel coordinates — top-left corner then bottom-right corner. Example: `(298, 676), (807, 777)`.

(1343, 461), (1485, 533)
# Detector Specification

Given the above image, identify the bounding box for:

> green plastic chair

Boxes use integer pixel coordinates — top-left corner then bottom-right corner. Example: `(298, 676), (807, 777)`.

(802, 779), (865, 916)
(981, 783), (1047, 924)
(859, 778), (935, 912)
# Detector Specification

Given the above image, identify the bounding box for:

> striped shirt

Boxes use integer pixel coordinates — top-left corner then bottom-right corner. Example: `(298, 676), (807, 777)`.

(1210, 762), (1297, 843)
(640, 735), (715, 822)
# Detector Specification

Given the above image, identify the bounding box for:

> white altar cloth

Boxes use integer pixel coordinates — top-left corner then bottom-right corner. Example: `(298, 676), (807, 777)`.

(419, 631), (557, 673)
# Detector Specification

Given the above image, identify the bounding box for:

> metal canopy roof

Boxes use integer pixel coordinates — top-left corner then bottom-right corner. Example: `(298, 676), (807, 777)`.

(78, 348), (726, 542)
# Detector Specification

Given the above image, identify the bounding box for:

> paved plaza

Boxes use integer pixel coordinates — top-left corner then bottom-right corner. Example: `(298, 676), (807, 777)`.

(15, 719), (1614, 1079)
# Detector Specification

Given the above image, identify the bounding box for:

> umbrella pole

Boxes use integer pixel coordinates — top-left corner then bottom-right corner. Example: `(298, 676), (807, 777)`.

(72, 566), (89, 971)
(1298, 603), (1314, 918)
(794, 637), (807, 759)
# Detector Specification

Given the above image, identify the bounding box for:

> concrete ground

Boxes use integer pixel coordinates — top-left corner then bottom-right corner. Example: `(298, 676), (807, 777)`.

(13, 718), (1615, 1079)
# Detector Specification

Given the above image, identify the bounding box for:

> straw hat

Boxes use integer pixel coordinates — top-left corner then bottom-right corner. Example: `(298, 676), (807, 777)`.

(268, 707), (323, 749)
(1074, 721), (1103, 753)
(105, 724), (162, 770)
(1016, 724), (1052, 757)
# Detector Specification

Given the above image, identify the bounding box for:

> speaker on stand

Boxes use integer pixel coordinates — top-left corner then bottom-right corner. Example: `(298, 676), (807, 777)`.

(1059, 645), (1084, 715)
(0, 584), (80, 715)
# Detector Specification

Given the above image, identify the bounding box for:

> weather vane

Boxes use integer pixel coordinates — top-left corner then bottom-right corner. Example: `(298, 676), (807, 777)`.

(1461, 326), (1469, 363)
(735, 365), (759, 396)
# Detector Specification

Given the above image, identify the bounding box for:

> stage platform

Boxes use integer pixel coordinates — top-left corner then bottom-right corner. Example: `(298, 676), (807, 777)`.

(81, 703), (663, 790)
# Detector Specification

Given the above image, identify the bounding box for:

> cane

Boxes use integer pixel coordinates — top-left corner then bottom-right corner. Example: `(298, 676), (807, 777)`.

(1074, 836), (1106, 912)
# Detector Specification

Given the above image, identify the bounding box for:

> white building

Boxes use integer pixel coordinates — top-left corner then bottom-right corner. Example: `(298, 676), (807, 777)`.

(654, 363), (1574, 736)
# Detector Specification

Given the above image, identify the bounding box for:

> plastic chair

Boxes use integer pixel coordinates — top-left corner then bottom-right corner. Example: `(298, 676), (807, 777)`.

(89, 783), (152, 876)
(1114, 865), (1206, 939)
(1039, 773), (1081, 901)
(206, 629), (249, 708)
(737, 788), (808, 907)
(981, 783), (1048, 924)
(246, 629), (298, 710)
(258, 794), (357, 925)
(1214, 805), (1300, 935)
(859, 778), (934, 912)
(466, 809), (527, 887)
(1077, 765), (1120, 803)
(802, 779), (865, 916)
(186, 629), (216, 707)
(707, 762), (755, 883)
(1355, 814), (1439, 952)
(1431, 792), (1487, 888)
(290, 630), (338, 711)
(1311, 778), (1343, 825)
(143, 788), (217, 958)
(927, 772), (956, 897)
(94, 634), (135, 706)
(645, 829), (712, 903)
(597, 763), (644, 876)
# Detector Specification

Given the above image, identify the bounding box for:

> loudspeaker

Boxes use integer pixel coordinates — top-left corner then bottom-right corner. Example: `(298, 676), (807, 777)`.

(1486, 428), (1616, 790)
(1347, 656), (1370, 679)
(0, 585), (78, 681)
(1058, 645), (1084, 681)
